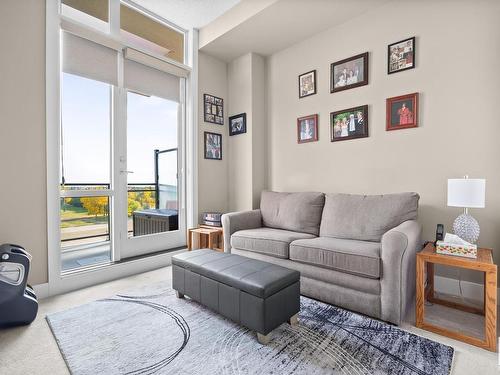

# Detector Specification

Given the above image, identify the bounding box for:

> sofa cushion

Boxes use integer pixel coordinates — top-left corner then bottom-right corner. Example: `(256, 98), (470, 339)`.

(260, 191), (325, 235)
(320, 192), (419, 242)
(289, 237), (381, 278)
(231, 228), (316, 259)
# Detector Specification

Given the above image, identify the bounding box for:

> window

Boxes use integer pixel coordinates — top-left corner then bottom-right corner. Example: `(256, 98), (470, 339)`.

(50, 0), (189, 280)
(61, 73), (111, 186)
(61, 0), (109, 33)
(120, 3), (185, 63)
(60, 74), (112, 270)
(59, 33), (116, 271)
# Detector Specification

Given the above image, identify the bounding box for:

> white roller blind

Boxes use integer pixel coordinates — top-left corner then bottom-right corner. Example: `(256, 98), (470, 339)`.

(62, 31), (118, 86)
(124, 59), (180, 103)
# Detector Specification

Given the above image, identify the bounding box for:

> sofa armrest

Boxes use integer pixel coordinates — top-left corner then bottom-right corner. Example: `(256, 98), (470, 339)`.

(380, 220), (422, 325)
(221, 209), (262, 253)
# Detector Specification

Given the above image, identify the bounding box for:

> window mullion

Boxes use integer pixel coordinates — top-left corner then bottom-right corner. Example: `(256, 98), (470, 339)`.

(109, 0), (120, 37)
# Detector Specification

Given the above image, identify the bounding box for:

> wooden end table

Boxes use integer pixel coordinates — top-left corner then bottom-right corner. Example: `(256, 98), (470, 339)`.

(187, 226), (224, 252)
(416, 243), (497, 351)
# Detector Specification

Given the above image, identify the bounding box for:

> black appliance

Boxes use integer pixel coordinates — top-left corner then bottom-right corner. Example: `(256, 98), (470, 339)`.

(0, 244), (38, 327)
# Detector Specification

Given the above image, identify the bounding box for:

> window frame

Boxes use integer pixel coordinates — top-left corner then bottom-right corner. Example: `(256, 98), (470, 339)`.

(45, 0), (198, 296)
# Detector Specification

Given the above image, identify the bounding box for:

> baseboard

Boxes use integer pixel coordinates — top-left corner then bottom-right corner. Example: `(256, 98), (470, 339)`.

(32, 283), (49, 299)
(434, 275), (500, 305)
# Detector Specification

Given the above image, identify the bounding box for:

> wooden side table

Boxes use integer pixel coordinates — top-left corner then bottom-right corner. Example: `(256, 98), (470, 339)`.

(187, 226), (224, 252)
(416, 243), (497, 351)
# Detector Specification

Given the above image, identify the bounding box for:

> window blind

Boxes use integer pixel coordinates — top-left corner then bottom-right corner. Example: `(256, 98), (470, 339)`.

(62, 31), (118, 86)
(124, 59), (180, 102)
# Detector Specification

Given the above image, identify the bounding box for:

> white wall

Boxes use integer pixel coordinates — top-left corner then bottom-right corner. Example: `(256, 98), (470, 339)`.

(0, 0), (47, 285)
(266, 0), (500, 283)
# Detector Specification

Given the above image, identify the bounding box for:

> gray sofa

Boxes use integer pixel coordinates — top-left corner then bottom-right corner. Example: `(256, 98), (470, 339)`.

(221, 191), (422, 325)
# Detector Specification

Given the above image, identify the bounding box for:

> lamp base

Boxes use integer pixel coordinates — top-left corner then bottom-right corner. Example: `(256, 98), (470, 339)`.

(453, 213), (480, 244)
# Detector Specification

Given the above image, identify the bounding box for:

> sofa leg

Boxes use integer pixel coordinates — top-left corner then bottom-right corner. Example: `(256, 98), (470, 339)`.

(175, 290), (184, 299)
(288, 313), (299, 326)
(257, 332), (271, 345)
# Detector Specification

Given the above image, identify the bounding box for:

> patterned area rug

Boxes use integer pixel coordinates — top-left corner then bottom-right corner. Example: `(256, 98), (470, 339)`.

(46, 282), (453, 375)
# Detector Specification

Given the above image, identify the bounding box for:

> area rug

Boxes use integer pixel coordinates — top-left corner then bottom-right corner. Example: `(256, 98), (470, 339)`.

(46, 282), (454, 375)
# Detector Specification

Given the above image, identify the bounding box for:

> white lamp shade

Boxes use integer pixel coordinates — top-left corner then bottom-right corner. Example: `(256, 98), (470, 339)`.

(447, 178), (486, 208)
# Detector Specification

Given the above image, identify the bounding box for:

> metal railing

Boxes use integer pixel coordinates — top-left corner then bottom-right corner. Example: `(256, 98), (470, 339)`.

(60, 145), (178, 245)
(60, 183), (157, 243)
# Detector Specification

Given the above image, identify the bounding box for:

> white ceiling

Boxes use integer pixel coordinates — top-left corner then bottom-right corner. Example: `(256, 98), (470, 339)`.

(132, 0), (241, 30)
(200, 0), (392, 62)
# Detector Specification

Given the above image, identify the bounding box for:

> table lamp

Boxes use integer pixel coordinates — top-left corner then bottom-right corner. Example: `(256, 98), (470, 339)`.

(447, 176), (486, 244)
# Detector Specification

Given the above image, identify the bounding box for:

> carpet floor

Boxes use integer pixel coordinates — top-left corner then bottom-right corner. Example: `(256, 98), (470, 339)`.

(46, 281), (453, 375)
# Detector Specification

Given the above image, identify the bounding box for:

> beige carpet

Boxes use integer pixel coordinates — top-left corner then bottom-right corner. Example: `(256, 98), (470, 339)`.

(0, 266), (498, 374)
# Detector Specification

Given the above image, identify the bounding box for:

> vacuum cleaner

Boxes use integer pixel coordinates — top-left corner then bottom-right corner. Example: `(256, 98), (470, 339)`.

(0, 243), (38, 327)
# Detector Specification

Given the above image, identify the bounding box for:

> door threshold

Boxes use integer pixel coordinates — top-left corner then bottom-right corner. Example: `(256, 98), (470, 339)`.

(49, 247), (187, 297)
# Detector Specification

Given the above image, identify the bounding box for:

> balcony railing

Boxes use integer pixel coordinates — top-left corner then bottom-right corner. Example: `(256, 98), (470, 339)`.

(60, 183), (157, 246)
(60, 148), (178, 247)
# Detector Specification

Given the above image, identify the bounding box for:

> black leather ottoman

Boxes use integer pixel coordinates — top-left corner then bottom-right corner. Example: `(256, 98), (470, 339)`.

(172, 249), (300, 344)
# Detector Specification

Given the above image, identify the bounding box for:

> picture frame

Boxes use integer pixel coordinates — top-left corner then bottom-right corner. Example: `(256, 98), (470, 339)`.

(388, 37), (415, 74)
(330, 52), (369, 93)
(229, 113), (247, 136)
(297, 114), (318, 144)
(330, 105), (368, 142)
(298, 70), (317, 98)
(386, 92), (419, 131)
(204, 94), (224, 125)
(204, 131), (222, 160)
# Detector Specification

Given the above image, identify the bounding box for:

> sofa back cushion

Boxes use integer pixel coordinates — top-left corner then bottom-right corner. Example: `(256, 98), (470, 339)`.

(320, 192), (419, 241)
(260, 191), (325, 235)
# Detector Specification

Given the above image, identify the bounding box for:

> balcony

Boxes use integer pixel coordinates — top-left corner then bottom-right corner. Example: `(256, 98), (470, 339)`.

(60, 182), (178, 271)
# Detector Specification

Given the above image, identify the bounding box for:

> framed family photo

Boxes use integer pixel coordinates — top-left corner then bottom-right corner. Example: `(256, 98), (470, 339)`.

(298, 70), (316, 98)
(229, 113), (246, 136)
(386, 93), (418, 131)
(330, 52), (368, 93)
(388, 37), (415, 74)
(330, 105), (368, 142)
(204, 94), (224, 125)
(204, 132), (222, 160)
(297, 114), (318, 143)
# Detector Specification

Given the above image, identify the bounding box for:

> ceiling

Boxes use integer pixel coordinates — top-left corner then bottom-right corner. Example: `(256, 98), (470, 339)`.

(199, 0), (392, 62)
(132, 0), (241, 30)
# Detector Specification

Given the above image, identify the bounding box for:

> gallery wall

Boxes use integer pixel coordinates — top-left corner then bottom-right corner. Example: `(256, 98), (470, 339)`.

(266, 0), (500, 283)
(198, 52), (229, 220)
(0, 0), (48, 285)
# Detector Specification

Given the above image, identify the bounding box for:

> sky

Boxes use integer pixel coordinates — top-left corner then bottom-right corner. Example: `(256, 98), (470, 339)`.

(61, 73), (178, 186)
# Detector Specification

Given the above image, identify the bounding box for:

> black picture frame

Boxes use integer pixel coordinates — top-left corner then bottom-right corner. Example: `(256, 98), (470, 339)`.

(388, 37), (416, 74)
(330, 52), (369, 93)
(204, 94), (224, 125)
(330, 105), (369, 142)
(229, 113), (247, 136)
(298, 70), (317, 98)
(204, 132), (222, 160)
